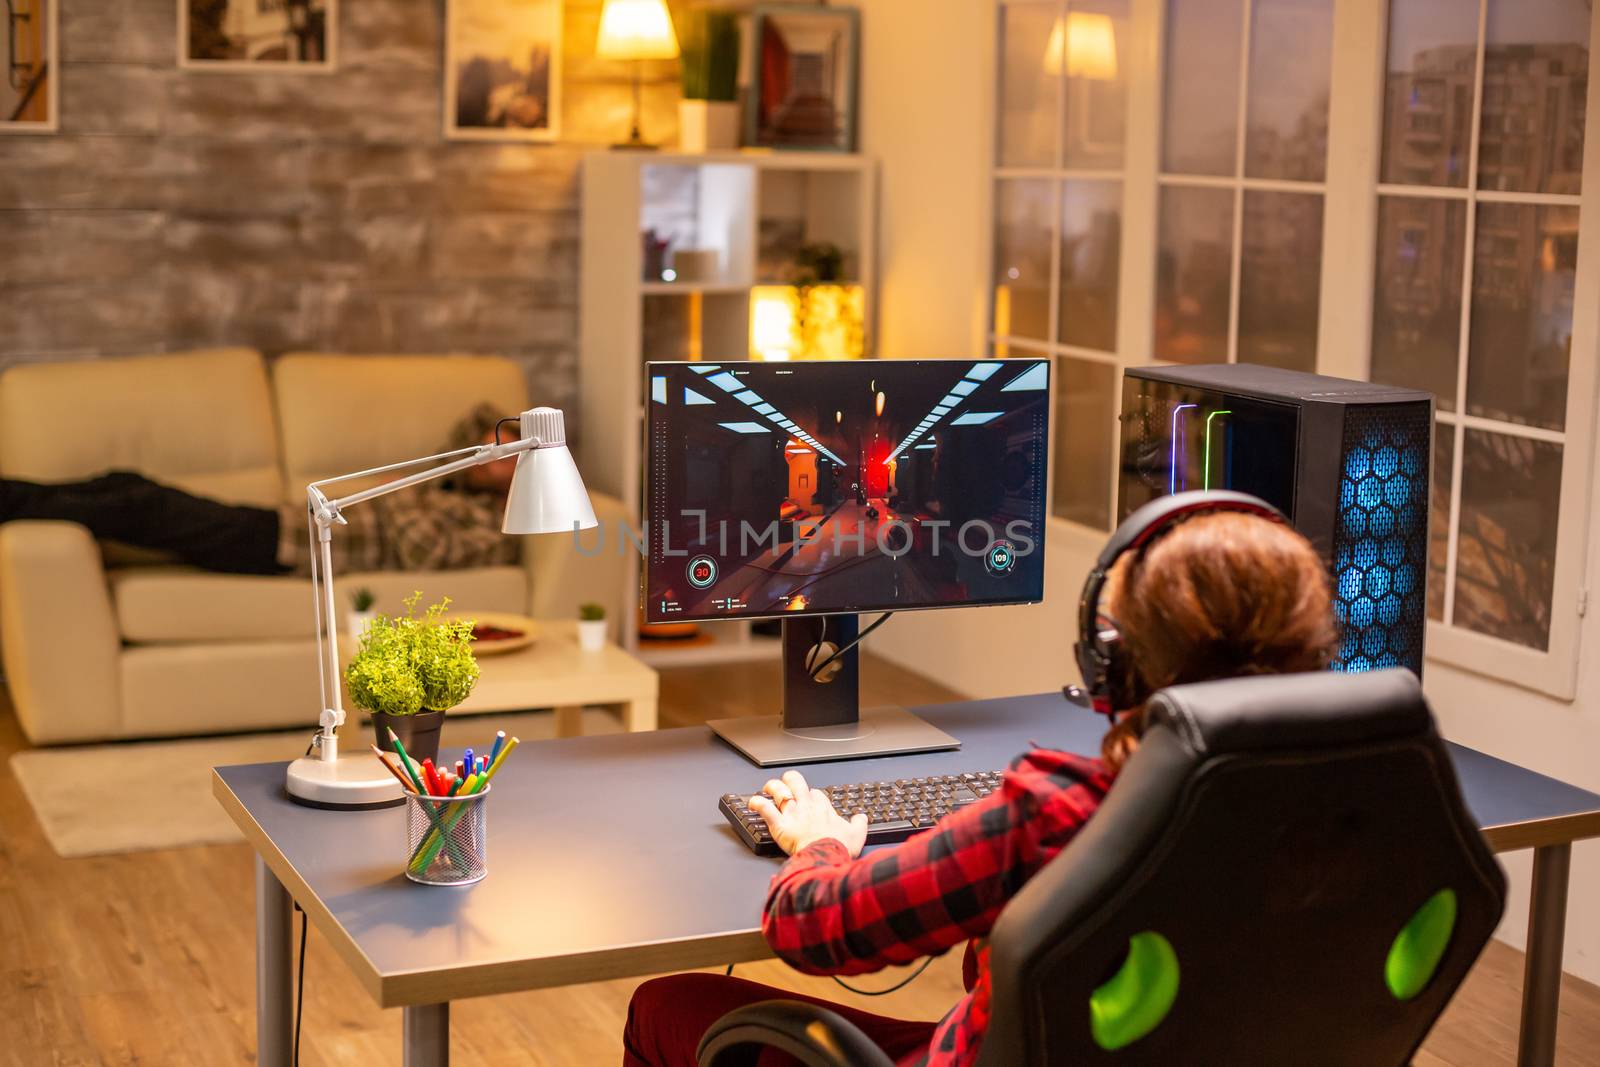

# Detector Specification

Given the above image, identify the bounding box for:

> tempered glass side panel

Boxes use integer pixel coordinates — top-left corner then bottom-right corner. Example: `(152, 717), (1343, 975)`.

(1117, 375), (1300, 522)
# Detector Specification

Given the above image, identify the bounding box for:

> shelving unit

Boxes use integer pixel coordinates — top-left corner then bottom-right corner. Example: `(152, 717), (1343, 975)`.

(578, 149), (879, 666)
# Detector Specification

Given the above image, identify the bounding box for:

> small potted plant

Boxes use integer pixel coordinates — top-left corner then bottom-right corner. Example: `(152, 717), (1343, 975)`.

(346, 592), (480, 764)
(347, 587), (378, 641)
(677, 9), (740, 152)
(578, 601), (608, 652)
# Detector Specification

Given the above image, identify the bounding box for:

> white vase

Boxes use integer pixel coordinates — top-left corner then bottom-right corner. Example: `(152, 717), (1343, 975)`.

(577, 618), (608, 652)
(347, 609), (378, 642)
(678, 99), (740, 153)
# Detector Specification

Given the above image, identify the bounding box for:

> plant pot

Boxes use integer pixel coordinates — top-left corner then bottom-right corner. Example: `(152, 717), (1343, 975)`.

(679, 99), (739, 152)
(577, 618), (608, 653)
(347, 609), (378, 641)
(372, 710), (446, 765)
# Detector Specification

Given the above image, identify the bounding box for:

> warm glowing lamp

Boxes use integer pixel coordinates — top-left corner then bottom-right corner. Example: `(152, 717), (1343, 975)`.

(750, 286), (799, 361)
(1045, 12), (1117, 80)
(596, 0), (680, 149)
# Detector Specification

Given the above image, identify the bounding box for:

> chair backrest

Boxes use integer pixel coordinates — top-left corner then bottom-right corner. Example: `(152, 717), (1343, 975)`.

(978, 669), (1506, 1067)
(272, 353), (528, 504)
(0, 348), (282, 507)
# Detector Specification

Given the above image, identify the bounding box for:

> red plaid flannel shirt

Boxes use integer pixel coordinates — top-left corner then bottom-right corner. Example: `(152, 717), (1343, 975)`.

(761, 748), (1114, 1067)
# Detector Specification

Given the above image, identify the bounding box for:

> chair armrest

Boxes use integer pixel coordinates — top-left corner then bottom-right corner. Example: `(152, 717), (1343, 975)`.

(524, 490), (632, 624)
(0, 521), (122, 743)
(696, 1000), (897, 1067)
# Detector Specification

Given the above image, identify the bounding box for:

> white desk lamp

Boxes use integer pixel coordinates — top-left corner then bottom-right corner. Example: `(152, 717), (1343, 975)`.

(285, 407), (597, 809)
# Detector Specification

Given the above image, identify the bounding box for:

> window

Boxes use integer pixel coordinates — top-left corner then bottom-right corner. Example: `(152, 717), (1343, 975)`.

(987, 0), (1598, 696)
(993, 0), (1131, 530)
(1156, 0), (1333, 372)
(1372, 0), (1594, 690)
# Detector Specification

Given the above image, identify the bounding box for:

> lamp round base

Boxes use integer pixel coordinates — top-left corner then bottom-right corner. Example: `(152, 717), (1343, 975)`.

(285, 755), (405, 810)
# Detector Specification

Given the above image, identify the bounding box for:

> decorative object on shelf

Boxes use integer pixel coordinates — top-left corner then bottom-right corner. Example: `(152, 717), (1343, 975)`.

(747, 4), (859, 152)
(749, 243), (864, 360)
(669, 248), (719, 283)
(2, 0), (55, 132)
(179, 0), (335, 71)
(677, 8), (740, 152)
(578, 601), (608, 652)
(347, 593), (480, 766)
(347, 586), (377, 640)
(444, 0), (562, 142)
(596, 0), (679, 150)
(284, 405), (597, 810)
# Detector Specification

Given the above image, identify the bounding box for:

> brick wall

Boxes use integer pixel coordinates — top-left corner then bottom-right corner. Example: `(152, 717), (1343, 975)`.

(0, 0), (682, 417)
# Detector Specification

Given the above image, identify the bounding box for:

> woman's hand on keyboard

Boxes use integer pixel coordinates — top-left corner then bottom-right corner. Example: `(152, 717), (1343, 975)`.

(749, 770), (869, 858)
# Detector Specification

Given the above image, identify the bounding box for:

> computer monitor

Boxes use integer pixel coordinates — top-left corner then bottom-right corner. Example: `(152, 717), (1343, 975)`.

(645, 358), (1050, 764)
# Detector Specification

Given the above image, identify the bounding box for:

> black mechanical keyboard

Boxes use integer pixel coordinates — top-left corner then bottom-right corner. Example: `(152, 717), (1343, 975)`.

(718, 771), (1005, 856)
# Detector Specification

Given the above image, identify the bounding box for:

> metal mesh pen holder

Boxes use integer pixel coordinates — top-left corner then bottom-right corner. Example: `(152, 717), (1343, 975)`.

(404, 787), (490, 886)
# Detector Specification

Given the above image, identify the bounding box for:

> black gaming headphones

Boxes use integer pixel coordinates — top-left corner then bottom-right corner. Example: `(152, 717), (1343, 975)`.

(1073, 489), (1287, 720)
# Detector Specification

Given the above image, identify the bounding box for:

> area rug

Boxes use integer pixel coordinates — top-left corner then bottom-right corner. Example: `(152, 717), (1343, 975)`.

(10, 708), (622, 859)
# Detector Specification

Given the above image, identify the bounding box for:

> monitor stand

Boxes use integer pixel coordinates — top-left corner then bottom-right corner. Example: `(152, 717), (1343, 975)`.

(706, 615), (962, 767)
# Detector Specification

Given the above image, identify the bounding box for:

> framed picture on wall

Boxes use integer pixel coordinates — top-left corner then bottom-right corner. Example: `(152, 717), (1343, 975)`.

(444, 0), (563, 142)
(2, 0), (57, 133)
(178, 0), (337, 71)
(746, 4), (858, 152)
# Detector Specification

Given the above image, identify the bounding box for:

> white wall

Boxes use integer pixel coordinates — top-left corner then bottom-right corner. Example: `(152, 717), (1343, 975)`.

(856, 0), (1600, 988)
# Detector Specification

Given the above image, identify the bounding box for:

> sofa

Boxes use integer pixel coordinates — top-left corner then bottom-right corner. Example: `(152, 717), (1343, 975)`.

(0, 348), (628, 745)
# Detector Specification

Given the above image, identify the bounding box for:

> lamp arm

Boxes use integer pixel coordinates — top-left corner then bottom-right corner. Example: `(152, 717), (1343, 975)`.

(304, 432), (550, 762)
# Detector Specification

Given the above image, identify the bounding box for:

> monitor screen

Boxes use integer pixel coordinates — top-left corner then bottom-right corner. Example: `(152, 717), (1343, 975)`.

(644, 359), (1050, 622)
(1118, 375), (1300, 522)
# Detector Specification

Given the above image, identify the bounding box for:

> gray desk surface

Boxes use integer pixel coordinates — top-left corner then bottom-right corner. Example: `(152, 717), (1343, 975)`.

(213, 692), (1600, 1008)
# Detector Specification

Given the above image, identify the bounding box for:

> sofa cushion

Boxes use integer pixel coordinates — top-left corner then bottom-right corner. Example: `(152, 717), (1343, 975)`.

(273, 353), (529, 504)
(111, 566), (530, 643)
(0, 348), (282, 507)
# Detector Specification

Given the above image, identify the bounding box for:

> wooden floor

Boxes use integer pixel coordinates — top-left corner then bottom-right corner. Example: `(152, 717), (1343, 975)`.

(1, 656), (1597, 1065)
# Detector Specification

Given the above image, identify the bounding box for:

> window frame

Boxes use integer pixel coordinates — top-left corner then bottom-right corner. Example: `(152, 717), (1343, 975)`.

(987, 0), (1599, 698)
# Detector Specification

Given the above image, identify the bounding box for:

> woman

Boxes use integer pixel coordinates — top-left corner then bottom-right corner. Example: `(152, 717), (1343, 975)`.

(624, 507), (1338, 1067)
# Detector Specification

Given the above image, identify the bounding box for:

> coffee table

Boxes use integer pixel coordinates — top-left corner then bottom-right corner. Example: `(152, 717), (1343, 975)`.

(451, 620), (657, 734)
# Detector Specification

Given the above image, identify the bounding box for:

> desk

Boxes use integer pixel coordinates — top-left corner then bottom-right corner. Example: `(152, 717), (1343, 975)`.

(213, 693), (1600, 1067)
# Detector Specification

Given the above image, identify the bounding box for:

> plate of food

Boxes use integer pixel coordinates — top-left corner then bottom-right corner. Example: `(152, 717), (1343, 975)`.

(449, 611), (539, 656)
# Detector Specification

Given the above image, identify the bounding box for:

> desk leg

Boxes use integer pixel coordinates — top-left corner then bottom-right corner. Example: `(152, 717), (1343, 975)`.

(624, 694), (657, 732)
(1518, 843), (1571, 1067)
(255, 856), (294, 1067)
(404, 1002), (450, 1067)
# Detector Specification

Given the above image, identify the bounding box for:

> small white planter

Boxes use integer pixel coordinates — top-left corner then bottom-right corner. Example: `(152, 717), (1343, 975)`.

(577, 618), (608, 652)
(679, 99), (739, 153)
(347, 609), (378, 642)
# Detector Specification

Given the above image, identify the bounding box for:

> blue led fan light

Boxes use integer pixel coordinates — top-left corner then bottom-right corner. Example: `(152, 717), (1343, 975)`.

(1330, 405), (1430, 674)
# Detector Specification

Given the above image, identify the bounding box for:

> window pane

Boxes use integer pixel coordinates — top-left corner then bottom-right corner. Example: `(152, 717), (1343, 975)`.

(1052, 356), (1116, 529)
(1429, 422), (1452, 621)
(1466, 202), (1576, 430)
(1063, 0), (1130, 170)
(1162, 0), (1244, 175)
(992, 179), (1055, 341)
(1478, 0), (1590, 194)
(1244, 0), (1334, 181)
(1237, 189), (1322, 371)
(1370, 196), (1466, 409)
(1059, 180), (1121, 351)
(1380, 0), (1478, 187)
(1155, 185), (1233, 362)
(998, 3), (1062, 168)
(1454, 430), (1562, 649)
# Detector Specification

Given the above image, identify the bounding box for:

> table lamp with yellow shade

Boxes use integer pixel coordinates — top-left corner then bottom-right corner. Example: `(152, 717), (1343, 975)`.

(596, 0), (680, 149)
(749, 284), (865, 361)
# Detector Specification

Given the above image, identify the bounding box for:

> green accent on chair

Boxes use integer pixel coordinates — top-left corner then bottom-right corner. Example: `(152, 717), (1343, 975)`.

(1386, 888), (1458, 1001)
(1089, 931), (1180, 1051)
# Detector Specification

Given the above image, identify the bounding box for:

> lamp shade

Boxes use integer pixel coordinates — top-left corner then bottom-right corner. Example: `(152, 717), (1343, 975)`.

(1045, 12), (1117, 80)
(502, 408), (599, 534)
(595, 0), (680, 61)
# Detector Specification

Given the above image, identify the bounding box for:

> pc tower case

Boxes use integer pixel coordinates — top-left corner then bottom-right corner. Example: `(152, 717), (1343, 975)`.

(1119, 364), (1434, 675)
